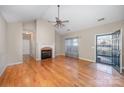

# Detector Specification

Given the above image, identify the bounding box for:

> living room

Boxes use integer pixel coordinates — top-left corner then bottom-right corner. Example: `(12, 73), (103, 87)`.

(0, 3), (124, 89)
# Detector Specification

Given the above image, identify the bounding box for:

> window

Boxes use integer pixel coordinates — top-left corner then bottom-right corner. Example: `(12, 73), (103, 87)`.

(73, 39), (78, 46)
(65, 37), (79, 58)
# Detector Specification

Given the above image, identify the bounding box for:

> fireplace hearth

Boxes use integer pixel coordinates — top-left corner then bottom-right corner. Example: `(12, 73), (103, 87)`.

(41, 47), (52, 59)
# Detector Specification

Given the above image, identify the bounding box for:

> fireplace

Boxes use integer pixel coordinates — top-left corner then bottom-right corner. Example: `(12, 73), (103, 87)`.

(41, 47), (52, 59)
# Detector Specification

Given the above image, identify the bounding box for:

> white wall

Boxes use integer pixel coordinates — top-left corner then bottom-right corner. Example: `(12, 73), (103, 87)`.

(7, 22), (23, 65)
(23, 21), (36, 32)
(0, 15), (7, 75)
(0, 15), (23, 75)
(61, 20), (124, 67)
(30, 32), (36, 58)
(36, 19), (55, 60)
(55, 31), (64, 56)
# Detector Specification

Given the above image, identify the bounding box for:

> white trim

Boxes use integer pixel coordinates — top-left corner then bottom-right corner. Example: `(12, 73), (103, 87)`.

(119, 29), (123, 73)
(36, 58), (41, 61)
(0, 61), (22, 76)
(0, 65), (7, 76)
(6, 61), (22, 67)
(79, 57), (96, 63)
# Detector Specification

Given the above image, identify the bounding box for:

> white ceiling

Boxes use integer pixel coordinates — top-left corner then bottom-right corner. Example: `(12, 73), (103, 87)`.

(0, 5), (50, 22)
(0, 5), (124, 33)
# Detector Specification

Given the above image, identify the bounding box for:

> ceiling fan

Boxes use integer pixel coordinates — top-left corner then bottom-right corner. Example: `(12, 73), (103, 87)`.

(48, 5), (69, 28)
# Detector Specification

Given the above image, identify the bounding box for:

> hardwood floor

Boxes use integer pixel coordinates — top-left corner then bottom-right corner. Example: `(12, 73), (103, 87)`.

(0, 55), (124, 87)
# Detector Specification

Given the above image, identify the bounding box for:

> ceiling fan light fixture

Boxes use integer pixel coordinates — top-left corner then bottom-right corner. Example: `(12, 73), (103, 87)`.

(48, 5), (69, 30)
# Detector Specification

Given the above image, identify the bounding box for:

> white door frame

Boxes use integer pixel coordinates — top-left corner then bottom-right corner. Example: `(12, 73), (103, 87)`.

(119, 29), (123, 73)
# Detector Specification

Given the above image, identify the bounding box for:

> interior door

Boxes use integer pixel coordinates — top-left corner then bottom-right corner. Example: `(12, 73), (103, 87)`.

(112, 30), (122, 73)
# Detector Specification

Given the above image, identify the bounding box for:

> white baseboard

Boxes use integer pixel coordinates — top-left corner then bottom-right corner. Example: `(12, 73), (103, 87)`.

(0, 61), (22, 76)
(0, 65), (7, 76)
(7, 61), (22, 66)
(79, 57), (96, 63)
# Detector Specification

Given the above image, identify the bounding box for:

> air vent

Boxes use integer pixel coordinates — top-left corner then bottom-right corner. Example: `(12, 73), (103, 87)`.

(97, 18), (105, 22)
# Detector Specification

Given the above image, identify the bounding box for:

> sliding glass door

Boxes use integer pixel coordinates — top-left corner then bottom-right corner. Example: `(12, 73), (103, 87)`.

(65, 37), (79, 58)
(96, 30), (122, 73)
(96, 34), (113, 65)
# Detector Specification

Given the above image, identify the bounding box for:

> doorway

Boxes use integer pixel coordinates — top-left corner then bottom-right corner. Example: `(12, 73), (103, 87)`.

(96, 30), (122, 73)
(65, 37), (79, 58)
(23, 33), (31, 60)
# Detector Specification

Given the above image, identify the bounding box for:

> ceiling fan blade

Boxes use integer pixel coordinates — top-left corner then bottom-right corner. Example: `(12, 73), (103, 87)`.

(54, 24), (63, 28)
(48, 21), (56, 23)
(62, 20), (69, 23)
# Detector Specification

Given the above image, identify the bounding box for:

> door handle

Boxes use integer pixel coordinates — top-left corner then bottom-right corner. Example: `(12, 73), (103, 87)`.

(118, 50), (121, 55)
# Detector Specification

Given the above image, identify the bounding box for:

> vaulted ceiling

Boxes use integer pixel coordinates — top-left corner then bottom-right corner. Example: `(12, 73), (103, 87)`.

(0, 5), (124, 32)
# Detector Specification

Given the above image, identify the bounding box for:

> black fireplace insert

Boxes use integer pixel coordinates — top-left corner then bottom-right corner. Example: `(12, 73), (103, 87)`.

(41, 50), (52, 59)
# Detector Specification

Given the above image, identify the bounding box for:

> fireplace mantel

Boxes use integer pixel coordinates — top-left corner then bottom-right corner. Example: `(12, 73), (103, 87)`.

(41, 47), (52, 51)
(36, 44), (55, 61)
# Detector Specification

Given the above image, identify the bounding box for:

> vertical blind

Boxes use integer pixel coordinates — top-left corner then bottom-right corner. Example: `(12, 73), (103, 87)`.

(65, 37), (79, 58)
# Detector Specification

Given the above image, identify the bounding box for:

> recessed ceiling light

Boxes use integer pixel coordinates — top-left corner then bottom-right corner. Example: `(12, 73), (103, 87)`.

(97, 18), (105, 22)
